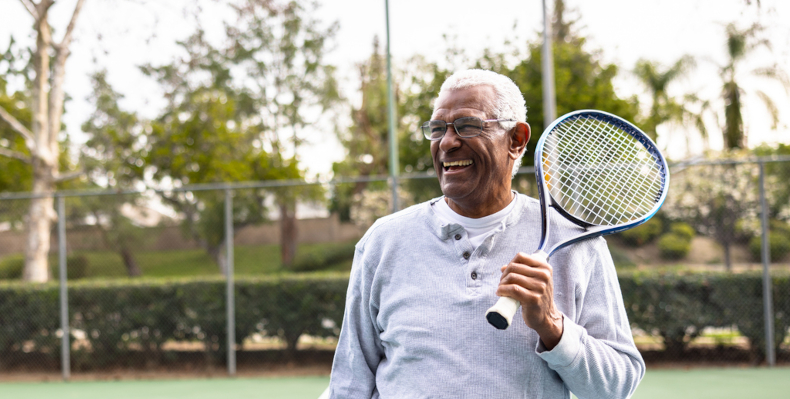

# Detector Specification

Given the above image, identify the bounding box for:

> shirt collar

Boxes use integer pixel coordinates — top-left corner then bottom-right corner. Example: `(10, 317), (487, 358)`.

(426, 191), (528, 241)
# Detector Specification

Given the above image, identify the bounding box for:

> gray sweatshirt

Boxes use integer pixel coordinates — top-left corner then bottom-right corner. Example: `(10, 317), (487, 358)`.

(329, 193), (645, 399)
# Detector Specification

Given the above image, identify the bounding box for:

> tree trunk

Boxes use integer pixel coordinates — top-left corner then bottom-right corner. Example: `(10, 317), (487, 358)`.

(279, 201), (297, 267)
(723, 242), (732, 272)
(120, 247), (141, 277)
(23, 192), (54, 282)
(208, 243), (228, 276)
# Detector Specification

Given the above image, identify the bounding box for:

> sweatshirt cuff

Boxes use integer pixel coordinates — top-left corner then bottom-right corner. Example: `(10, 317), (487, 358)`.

(536, 314), (584, 369)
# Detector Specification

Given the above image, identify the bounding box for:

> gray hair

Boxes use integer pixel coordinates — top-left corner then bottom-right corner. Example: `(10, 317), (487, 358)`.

(434, 69), (528, 177)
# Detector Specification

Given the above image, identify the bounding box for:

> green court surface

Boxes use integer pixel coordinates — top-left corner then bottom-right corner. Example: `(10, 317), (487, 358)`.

(0, 376), (330, 399)
(632, 367), (790, 399)
(1, 368), (788, 399)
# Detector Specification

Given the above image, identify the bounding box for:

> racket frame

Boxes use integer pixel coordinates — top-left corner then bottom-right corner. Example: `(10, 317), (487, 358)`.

(485, 110), (670, 330)
(536, 110), (670, 257)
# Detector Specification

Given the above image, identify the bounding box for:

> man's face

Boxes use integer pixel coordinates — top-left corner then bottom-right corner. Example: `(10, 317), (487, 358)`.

(430, 85), (521, 217)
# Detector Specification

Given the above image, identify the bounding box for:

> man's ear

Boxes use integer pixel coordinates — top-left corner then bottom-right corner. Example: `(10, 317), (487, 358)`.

(509, 122), (530, 159)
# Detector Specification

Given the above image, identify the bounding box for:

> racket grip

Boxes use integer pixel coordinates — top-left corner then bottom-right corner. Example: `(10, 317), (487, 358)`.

(485, 250), (549, 330)
(486, 297), (520, 330)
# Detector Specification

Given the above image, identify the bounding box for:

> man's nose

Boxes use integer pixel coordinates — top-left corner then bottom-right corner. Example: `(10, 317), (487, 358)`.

(439, 126), (462, 152)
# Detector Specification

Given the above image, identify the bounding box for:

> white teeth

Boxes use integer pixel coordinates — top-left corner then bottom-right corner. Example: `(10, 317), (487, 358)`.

(443, 160), (473, 167)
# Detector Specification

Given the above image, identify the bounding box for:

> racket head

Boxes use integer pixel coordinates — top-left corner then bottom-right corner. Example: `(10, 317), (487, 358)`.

(534, 110), (670, 255)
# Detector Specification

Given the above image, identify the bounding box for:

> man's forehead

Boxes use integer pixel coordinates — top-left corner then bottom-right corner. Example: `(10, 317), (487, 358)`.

(433, 85), (496, 117)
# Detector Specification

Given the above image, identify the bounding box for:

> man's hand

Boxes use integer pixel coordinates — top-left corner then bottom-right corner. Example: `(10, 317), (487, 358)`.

(497, 252), (564, 349)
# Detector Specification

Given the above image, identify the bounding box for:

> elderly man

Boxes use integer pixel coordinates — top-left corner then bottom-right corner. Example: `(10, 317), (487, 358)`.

(329, 69), (644, 398)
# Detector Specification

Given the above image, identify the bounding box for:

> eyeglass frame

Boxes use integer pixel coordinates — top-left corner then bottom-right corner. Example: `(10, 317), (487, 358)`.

(421, 117), (517, 141)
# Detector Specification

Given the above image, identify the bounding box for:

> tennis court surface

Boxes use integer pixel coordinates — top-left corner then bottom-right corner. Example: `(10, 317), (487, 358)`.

(0, 368), (788, 398)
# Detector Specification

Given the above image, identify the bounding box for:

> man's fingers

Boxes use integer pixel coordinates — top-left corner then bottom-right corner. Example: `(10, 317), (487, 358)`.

(497, 272), (549, 295)
(499, 262), (551, 282)
(495, 283), (542, 303)
(511, 252), (549, 267)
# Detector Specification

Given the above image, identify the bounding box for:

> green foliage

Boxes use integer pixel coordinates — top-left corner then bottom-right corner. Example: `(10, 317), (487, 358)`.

(0, 40), (33, 196)
(139, 1), (339, 269)
(669, 222), (696, 241)
(0, 255), (89, 280)
(658, 233), (691, 260)
(632, 55), (704, 144)
(480, 35), (639, 166)
(1, 271), (788, 368)
(748, 233), (790, 262)
(718, 23), (789, 150)
(0, 274), (349, 367)
(618, 217), (664, 247)
(753, 144), (790, 220)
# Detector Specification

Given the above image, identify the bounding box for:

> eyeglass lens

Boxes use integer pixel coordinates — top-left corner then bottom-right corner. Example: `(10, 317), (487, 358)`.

(423, 117), (484, 140)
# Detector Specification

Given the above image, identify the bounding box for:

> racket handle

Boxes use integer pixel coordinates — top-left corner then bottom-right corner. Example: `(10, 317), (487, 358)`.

(485, 250), (549, 330)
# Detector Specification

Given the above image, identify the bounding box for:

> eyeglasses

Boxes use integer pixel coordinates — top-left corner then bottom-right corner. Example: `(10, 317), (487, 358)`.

(421, 117), (516, 141)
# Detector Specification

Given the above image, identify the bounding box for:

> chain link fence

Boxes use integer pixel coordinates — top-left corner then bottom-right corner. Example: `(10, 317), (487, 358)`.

(1, 159), (789, 378)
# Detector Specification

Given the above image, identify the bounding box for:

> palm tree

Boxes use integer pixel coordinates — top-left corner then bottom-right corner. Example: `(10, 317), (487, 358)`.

(633, 55), (708, 148)
(719, 23), (789, 150)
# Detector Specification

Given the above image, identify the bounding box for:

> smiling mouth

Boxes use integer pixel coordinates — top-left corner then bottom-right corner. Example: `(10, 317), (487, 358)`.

(443, 160), (473, 172)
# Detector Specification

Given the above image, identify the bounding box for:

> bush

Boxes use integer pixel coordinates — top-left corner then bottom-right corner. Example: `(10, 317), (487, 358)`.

(0, 255), (90, 280)
(618, 217), (663, 246)
(748, 233), (790, 262)
(669, 222), (695, 241)
(619, 270), (790, 360)
(657, 233), (691, 260)
(0, 273), (349, 368)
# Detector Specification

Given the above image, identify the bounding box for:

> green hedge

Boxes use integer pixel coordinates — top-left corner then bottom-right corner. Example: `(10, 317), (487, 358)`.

(0, 273), (348, 368)
(0, 271), (788, 369)
(619, 270), (790, 361)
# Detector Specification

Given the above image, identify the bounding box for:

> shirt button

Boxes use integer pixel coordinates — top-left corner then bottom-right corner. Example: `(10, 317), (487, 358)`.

(454, 234), (462, 240)
(471, 271), (478, 280)
(463, 252), (470, 260)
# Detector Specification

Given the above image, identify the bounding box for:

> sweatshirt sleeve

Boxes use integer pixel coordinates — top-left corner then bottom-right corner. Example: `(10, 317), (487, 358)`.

(536, 239), (645, 399)
(329, 246), (384, 399)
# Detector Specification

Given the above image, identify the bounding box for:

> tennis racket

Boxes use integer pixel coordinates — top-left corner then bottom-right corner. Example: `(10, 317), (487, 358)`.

(485, 110), (670, 330)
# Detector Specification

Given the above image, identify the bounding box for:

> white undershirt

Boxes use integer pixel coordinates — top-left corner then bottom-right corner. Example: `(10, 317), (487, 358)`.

(431, 192), (517, 249)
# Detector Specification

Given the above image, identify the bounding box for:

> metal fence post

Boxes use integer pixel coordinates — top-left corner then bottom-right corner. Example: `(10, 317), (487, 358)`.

(225, 188), (236, 375)
(57, 195), (70, 380)
(385, 0), (399, 214)
(758, 162), (776, 367)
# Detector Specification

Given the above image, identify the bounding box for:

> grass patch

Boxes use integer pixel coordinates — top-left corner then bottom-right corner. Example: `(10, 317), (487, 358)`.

(0, 241), (357, 279)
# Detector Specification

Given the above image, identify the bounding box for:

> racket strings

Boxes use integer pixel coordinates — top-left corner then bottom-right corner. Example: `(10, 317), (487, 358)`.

(552, 124), (662, 225)
(551, 119), (662, 224)
(542, 116), (665, 226)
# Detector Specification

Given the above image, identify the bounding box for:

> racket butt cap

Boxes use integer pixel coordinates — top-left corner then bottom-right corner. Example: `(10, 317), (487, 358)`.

(486, 311), (510, 330)
(485, 296), (519, 330)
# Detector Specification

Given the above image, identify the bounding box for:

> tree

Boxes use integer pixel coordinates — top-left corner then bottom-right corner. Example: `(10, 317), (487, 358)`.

(664, 156), (759, 271)
(224, 0), (340, 266)
(142, 0), (337, 271)
(140, 30), (272, 274)
(718, 23), (789, 150)
(633, 56), (708, 148)
(79, 70), (148, 277)
(0, 1), (86, 282)
(475, 9), (639, 167)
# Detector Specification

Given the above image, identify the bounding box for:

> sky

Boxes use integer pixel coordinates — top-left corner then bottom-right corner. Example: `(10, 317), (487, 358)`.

(1, 0), (789, 177)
